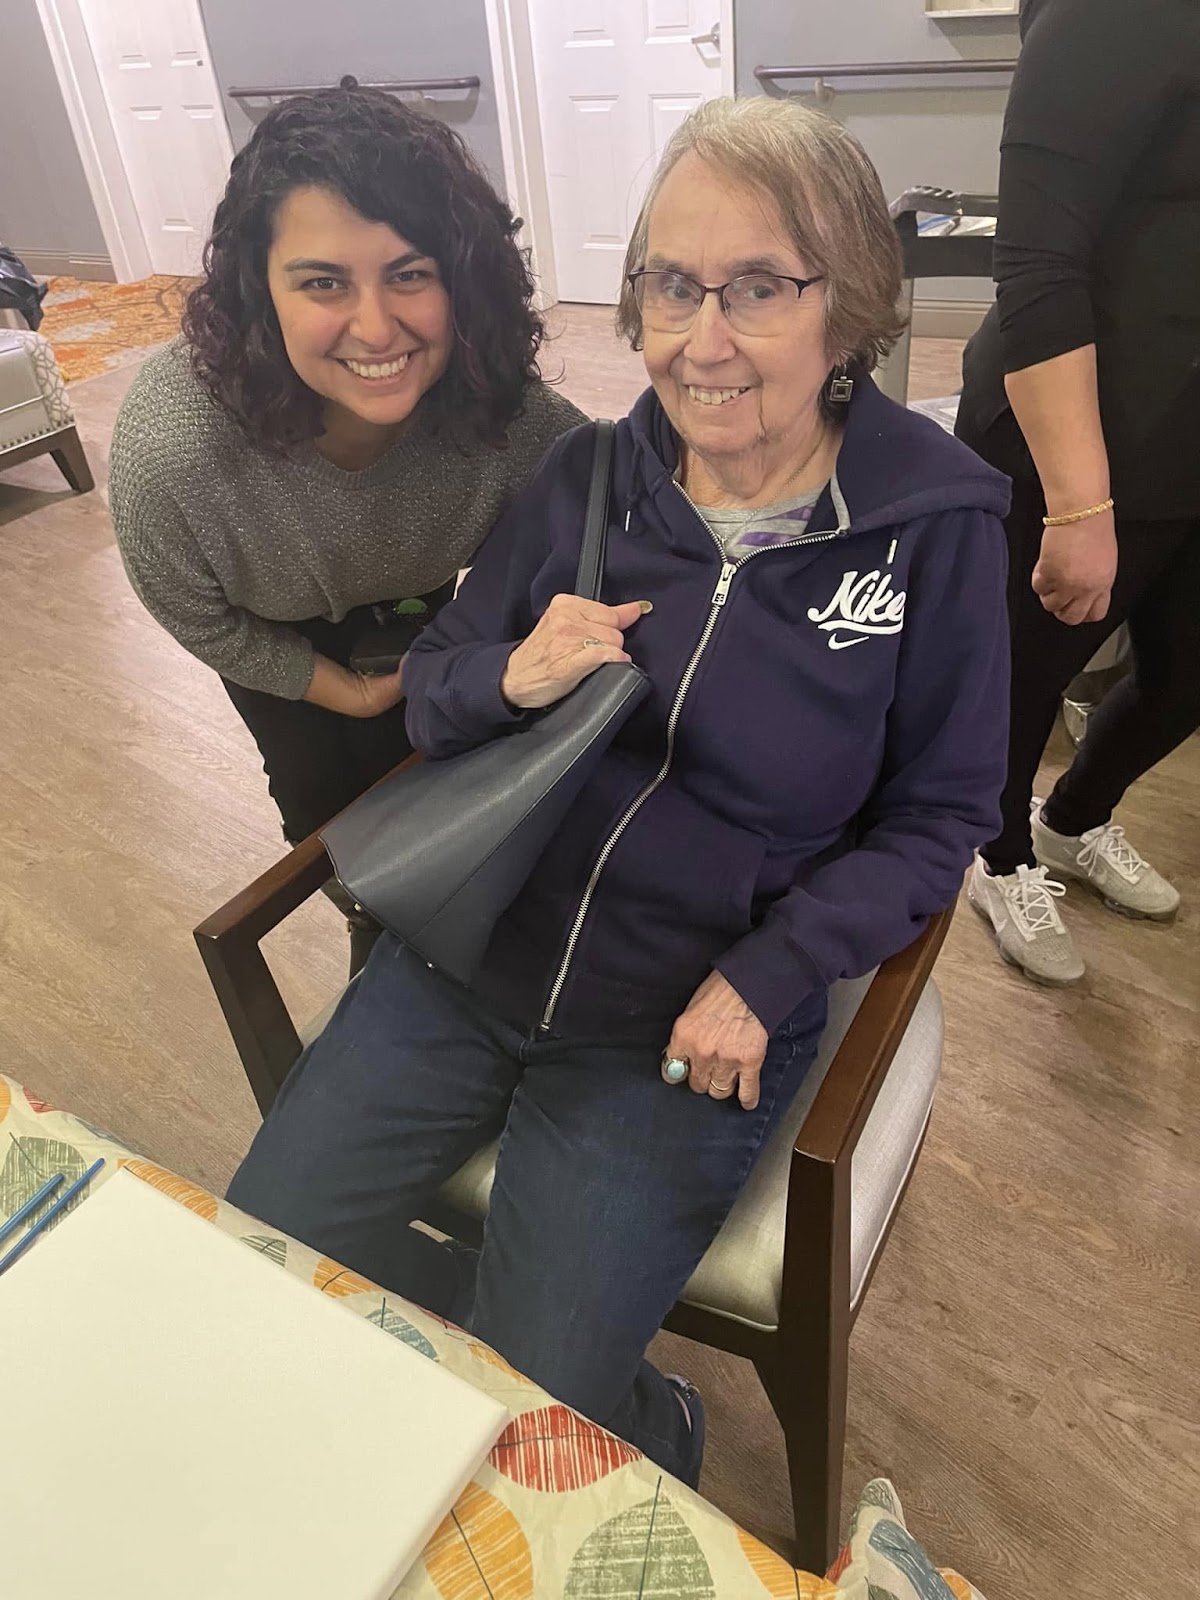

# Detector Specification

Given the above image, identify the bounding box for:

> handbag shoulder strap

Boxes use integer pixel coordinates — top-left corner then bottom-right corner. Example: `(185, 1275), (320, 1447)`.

(574, 419), (616, 602)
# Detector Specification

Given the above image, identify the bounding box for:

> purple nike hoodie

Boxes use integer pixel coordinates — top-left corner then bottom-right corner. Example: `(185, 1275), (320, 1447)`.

(404, 378), (1011, 1042)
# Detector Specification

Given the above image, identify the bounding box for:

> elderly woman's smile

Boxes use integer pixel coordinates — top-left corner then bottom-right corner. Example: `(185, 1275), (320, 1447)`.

(684, 384), (753, 407)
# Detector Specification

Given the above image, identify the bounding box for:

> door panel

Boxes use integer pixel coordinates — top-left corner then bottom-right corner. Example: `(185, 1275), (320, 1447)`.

(530, 0), (722, 303)
(78, 0), (233, 276)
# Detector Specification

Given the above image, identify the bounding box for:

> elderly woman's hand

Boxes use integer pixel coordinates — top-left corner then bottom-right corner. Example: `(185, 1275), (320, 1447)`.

(662, 970), (769, 1111)
(501, 594), (650, 710)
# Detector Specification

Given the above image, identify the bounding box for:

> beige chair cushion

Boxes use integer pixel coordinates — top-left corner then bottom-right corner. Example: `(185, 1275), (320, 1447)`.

(301, 971), (943, 1335)
(0, 330), (72, 453)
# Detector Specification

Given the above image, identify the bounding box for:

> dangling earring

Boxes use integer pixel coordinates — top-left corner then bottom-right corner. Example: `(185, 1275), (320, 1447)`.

(827, 365), (854, 404)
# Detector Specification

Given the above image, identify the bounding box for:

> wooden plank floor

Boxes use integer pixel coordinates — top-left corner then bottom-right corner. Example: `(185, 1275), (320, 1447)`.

(1, 312), (1196, 1596)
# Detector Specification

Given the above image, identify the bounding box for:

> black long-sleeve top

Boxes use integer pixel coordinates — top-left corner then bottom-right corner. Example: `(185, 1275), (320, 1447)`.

(959, 0), (1200, 519)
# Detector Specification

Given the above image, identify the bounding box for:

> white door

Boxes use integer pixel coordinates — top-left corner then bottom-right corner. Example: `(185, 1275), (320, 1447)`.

(528, 0), (724, 304)
(76, 0), (233, 276)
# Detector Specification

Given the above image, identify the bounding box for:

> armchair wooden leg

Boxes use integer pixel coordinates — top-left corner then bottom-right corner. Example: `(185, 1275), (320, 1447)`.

(757, 1143), (853, 1574)
(51, 426), (94, 493)
(755, 1331), (846, 1575)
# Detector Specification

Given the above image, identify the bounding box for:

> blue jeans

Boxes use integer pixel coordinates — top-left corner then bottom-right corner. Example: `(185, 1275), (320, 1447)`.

(227, 936), (824, 1486)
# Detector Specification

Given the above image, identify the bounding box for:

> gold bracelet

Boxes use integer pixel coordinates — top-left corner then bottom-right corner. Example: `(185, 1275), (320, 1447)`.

(1042, 497), (1114, 528)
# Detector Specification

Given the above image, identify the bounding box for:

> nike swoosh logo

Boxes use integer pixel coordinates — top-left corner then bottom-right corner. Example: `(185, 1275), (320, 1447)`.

(827, 634), (869, 650)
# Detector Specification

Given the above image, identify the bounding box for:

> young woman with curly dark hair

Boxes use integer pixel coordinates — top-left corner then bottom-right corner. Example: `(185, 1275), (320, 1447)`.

(109, 85), (582, 967)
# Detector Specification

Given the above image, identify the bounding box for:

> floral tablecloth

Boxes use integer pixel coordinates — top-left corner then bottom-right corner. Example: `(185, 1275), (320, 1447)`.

(0, 1074), (985, 1599)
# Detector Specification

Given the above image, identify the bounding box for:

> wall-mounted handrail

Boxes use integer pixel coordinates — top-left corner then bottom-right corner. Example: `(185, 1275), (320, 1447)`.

(228, 76), (480, 101)
(755, 59), (1017, 85)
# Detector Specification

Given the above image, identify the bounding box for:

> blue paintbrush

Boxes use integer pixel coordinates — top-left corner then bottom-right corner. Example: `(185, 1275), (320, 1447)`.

(0, 1174), (64, 1249)
(0, 1159), (105, 1276)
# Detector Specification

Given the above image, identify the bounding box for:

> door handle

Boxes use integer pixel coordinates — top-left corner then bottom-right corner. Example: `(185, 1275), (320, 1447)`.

(691, 22), (720, 49)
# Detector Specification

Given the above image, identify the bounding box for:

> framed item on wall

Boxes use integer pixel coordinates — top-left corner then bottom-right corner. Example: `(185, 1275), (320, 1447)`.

(926, 1), (1020, 15)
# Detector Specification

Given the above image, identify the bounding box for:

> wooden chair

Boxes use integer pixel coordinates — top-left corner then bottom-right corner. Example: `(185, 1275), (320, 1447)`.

(196, 820), (952, 1570)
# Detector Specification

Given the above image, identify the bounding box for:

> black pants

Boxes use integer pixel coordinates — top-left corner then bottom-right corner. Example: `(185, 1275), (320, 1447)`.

(223, 607), (414, 844)
(983, 450), (1200, 875)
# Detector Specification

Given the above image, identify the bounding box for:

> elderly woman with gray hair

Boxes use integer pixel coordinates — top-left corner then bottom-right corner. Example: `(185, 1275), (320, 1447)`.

(228, 97), (1011, 1485)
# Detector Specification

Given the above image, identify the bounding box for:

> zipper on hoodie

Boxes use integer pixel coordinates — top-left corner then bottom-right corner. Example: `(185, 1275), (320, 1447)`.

(537, 481), (843, 1032)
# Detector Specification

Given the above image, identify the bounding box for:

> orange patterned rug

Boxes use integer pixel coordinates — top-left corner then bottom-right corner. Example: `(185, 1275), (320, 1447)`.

(39, 275), (197, 385)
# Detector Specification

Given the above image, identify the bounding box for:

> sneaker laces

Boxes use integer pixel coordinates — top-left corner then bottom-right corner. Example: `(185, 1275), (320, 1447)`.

(1077, 823), (1144, 881)
(1002, 864), (1068, 935)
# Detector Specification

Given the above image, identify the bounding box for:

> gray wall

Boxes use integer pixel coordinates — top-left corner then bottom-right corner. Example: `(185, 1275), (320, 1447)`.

(198, 0), (505, 187)
(734, 1), (1022, 323)
(0, 0), (110, 277)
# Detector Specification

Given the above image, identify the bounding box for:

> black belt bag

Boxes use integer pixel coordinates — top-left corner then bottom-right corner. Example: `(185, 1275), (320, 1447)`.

(321, 420), (649, 987)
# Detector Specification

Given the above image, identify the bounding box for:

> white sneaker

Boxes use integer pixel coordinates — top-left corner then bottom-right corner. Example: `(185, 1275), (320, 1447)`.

(1031, 801), (1180, 921)
(968, 855), (1086, 985)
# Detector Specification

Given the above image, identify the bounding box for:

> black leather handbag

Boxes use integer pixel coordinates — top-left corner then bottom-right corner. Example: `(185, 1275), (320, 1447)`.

(321, 420), (649, 987)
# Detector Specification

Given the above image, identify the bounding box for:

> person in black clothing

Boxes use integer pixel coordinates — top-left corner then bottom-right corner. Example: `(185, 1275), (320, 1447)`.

(957, 0), (1200, 984)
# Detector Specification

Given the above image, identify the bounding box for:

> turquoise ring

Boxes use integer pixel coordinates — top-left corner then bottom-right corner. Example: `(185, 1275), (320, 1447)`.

(662, 1055), (690, 1084)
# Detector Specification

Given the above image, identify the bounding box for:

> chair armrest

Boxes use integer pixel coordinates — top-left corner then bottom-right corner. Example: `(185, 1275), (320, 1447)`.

(193, 753), (423, 1114)
(193, 832), (335, 1115)
(768, 904), (956, 1568)
(795, 905), (954, 1167)
(194, 830), (335, 948)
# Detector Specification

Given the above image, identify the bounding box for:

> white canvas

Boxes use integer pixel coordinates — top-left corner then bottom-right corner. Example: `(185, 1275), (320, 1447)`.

(0, 1171), (508, 1600)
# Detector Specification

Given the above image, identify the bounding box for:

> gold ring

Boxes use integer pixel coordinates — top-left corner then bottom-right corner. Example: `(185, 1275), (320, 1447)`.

(707, 1082), (734, 1099)
(582, 637), (604, 648)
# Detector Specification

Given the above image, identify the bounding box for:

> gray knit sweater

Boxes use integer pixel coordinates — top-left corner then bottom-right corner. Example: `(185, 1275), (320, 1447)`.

(109, 340), (585, 698)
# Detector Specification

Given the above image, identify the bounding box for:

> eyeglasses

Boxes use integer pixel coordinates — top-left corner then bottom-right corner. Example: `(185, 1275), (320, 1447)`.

(627, 268), (825, 335)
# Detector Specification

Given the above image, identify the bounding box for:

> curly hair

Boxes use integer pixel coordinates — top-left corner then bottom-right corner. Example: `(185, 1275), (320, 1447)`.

(183, 84), (545, 451)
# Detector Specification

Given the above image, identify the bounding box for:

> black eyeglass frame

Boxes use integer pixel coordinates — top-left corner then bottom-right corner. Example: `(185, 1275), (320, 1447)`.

(626, 267), (826, 323)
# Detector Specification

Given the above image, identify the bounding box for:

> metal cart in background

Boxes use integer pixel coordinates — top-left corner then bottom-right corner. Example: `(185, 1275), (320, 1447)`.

(875, 186), (998, 408)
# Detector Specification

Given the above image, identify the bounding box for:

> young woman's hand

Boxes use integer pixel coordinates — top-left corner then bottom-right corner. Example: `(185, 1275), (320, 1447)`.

(662, 970), (769, 1111)
(303, 654), (405, 717)
(501, 594), (650, 710)
(344, 664), (406, 717)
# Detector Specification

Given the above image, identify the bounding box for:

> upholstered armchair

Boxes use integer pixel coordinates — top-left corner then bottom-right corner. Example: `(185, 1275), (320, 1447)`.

(0, 329), (93, 492)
